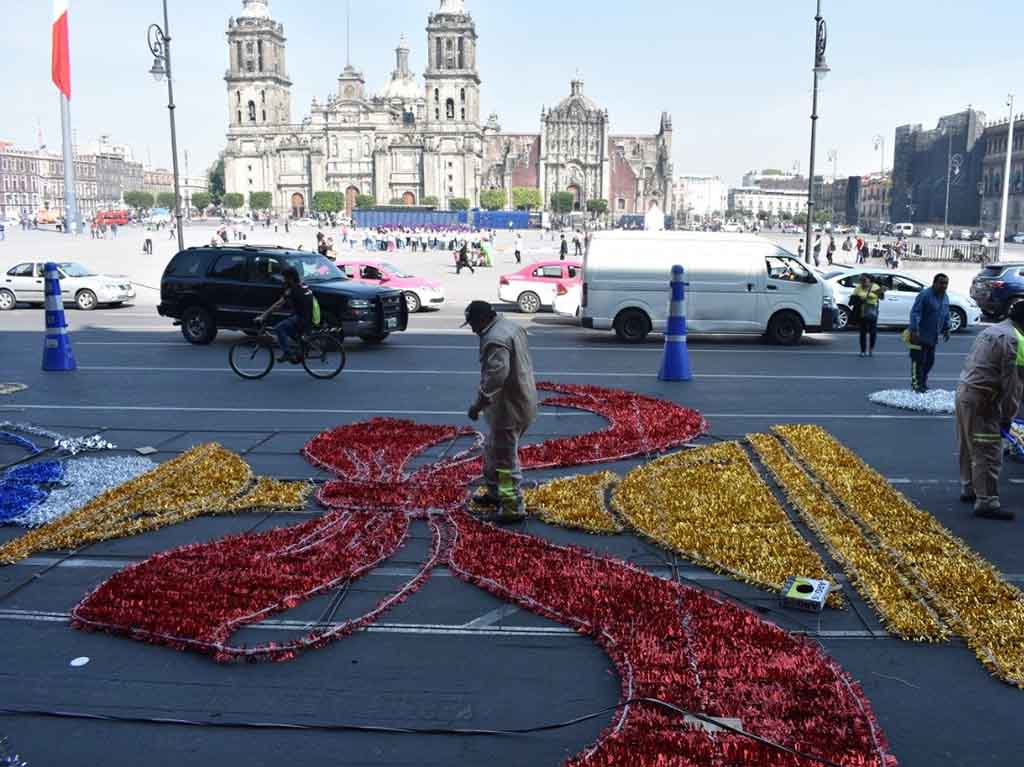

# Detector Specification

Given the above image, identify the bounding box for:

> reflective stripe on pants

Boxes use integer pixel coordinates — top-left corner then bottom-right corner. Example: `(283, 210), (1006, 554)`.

(956, 385), (1004, 502)
(484, 424), (528, 512)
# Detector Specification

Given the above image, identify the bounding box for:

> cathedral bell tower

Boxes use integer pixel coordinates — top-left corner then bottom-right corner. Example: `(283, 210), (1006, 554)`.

(225, 0), (292, 128)
(424, 0), (480, 127)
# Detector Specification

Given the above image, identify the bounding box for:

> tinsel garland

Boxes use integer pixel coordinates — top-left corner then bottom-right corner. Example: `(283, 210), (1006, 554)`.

(0, 422), (115, 456)
(0, 383), (27, 396)
(0, 461), (64, 523)
(10, 456), (156, 529)
(613, 442), (837, 602)
(0, 431), (41, 455)
(749, 433), (948, 641)
(220, 477), (311, 513)
(868, 389), (955, 414)
(777, 425), (1024, 687)
(523, 471), (622, 533)
(0, 736), (27, 767)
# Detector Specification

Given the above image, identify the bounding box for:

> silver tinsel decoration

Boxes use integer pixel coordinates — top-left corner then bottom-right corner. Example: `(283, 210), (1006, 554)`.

(868, 389), (955, 414)
(0, 737), (27, 767)
(0, 384), (27, 396)
(12, 455), (156, 528)
(0, 422), (115, 455)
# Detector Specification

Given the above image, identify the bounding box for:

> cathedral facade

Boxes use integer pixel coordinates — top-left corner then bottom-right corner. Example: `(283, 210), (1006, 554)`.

(223, 0), (673, 219)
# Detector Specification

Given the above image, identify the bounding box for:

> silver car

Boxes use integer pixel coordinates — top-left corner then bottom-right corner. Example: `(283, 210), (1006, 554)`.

(0, 261), (135, 311)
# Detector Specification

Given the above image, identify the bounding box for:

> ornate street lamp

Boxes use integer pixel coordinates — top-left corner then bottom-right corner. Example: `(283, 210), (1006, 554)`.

(804, 0), (829, 262)
(147, 0), (185, 253)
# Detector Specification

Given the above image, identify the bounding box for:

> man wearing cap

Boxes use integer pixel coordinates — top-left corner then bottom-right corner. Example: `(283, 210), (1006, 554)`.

(464, 301), (538, 520)
(956, 301), (1024, 520)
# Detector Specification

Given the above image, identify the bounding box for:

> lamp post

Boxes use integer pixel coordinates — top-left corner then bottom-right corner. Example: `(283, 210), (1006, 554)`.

(997, 94), (1016, 264)
(873, 134), (886, 176)
(147, 0), (185, 254)
(804, 0), (829, 263)
(942, 127), (962, 247)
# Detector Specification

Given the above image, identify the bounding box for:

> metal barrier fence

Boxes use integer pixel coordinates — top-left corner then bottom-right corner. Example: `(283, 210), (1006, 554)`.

(901, 242), (996, 264)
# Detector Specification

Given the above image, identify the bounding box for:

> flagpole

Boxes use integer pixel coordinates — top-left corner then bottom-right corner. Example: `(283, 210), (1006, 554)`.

(59, 92), (80, 235)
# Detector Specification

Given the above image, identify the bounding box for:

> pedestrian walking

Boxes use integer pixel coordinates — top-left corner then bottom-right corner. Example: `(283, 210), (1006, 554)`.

(826, 235), (836, 266)
(464, 300), (538, 521)
(111, 223), (118, 239)
(842, 235), (852, 256)
(812, 234), (822, 267)
(955, 301), (1024, 520)
(559, 234), (568, 261)
(514, 233), (523, 264)
(797, 240), (805, 260)
(456, 242), (475, 275)
(573, 231), (582, 257)
(905, 273), (951, 393)
(850, 274), (884, 357)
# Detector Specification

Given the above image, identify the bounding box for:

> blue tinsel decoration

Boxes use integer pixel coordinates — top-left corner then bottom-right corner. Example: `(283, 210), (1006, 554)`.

(0, 432), (41, 456)
(4, 461), (63, 485)
(0, 460), (64, 523)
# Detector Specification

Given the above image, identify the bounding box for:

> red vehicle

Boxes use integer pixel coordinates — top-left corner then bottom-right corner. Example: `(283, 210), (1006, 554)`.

(96, 210), (130, 227)
(498, 260), (582, 313)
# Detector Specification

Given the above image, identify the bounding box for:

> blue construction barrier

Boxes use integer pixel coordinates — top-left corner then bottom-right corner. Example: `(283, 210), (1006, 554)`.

(41, 262), (76, 372)
(657, 264), (692, 381)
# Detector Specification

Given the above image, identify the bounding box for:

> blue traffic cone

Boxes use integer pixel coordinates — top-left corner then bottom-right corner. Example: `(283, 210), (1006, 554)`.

(41, 262), (77, 372)
(658, 264), (692, 381)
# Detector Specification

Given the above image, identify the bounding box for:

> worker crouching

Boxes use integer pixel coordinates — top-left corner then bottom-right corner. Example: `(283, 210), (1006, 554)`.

(956, 301), (1024, 520)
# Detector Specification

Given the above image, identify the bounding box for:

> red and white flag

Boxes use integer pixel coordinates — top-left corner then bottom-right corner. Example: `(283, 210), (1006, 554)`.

(52, 0), (71, 99)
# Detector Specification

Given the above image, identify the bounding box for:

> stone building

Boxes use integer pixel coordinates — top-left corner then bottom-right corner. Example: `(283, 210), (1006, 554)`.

(143, 168), (176, 197)
(673, 175), (727, 222)
(979, 114), (1024, 236)
(0, 149), (43, 219)
(222, 0), (672, 219)
(891, 108), (987, 226)
(856, 174), (891, 231)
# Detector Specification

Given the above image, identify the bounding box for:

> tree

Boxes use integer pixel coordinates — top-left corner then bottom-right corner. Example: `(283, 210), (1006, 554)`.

(550, 191), (575, 214)
(222, 193), (244, 211)
(794, 211), (809, 226)
(480, 189), (506, 211)
(422, 196), (439, 208)
(249, 191), (272, 211)
(389, 197), (405, 206)
(586, 198), (609, 216)
(312, 191), (343, 213)
(814, 209), (831, 225)
(448, 197), (471, 211)
(355, 194), (376, 209)
(191, 192), (212, 212)
(124, 191), (154, 211)
(756, 210), (770, 222)
(512, 187), (542, 211)
(780, 211), (793, 222)
(156, 192), (177, 210)
(208, 157), (225, 205)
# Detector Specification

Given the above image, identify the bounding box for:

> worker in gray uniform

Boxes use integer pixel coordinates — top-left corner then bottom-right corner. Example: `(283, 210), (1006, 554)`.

(464, 301), (538, 520)
(956, 301), (1024, 520)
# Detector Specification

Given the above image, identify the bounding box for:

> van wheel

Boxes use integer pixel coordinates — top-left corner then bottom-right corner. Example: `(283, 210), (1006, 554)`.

(767, 311), (804, 345)
(614, 309), (651, 344)
(181, 305), (217, 345)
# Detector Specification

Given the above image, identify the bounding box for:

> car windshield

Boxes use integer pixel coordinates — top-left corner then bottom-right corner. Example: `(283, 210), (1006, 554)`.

(822, 269), (846, 280)
(381, 263), (412, 278)
(58, 262), (95, 277)
(281, 253), (347, 283)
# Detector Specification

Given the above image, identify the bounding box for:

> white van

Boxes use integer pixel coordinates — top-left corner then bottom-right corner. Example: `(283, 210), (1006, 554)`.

(893, 223), (915, 237)
(580, 231), (836, 344)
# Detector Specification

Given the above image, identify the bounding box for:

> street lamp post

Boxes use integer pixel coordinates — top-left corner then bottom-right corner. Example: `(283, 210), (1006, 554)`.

(147, 0), (185, 254)
(804, 0), (829, 263)
(997, 94), (1016, 264)
(942, 127), (963, 251)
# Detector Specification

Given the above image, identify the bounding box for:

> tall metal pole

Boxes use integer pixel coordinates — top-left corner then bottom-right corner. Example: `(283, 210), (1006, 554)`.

(943, 129), (953, 240)
(804, 0), (826, 263)
(161, 0), (185, 253)
(998, 94), (1016, 264)
(59, 94), (81, 234)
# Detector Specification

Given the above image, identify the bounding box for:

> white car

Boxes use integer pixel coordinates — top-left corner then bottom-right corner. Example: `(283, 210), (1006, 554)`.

(828, 268), (979, 334)
(721, 222), (743, 233)
(552, 281), (582, 320)
(0, 261), (135, 311)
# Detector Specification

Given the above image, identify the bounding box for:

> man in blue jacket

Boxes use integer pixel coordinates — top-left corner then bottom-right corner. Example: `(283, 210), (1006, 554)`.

(907, 273), (951, 393)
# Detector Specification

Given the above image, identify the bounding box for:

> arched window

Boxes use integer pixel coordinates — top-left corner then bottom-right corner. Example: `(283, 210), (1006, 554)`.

(461, 107), (466, 121)
(446, 98), (455, 120)
(458, 37), (465, 69)
(257, 40), (264, 71)
(436, 38), (443, 69)
(445, 39), (456, 69)
(434, 88), (440, 102)
(460, 88), (466, 102)
(237, 110), (242, 124)
(260, 90), (265, 103)
(262, 110), (267, 122)
(248, 101), (257, 122)
(236, 91), (241, 105)
(435, 108), (440, 121)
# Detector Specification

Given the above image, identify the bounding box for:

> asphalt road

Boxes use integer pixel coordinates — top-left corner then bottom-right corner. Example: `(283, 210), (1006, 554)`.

(1, 303), (1022, 767)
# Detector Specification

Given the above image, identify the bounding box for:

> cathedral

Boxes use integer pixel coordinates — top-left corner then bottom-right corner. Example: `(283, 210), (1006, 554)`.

(223, 0), (673, 219)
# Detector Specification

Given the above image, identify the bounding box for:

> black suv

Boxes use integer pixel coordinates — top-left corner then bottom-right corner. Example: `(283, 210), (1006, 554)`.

(158, 246), (408, 344)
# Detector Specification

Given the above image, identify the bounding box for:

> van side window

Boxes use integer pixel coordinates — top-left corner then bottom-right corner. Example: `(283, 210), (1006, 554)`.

(210, 253), (248, 281)
(766, 255), (812, 282)
(166, 252), (205, 277)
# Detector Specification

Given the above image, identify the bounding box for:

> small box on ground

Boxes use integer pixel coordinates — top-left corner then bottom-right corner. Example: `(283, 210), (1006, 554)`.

(780, 576), (830, 613)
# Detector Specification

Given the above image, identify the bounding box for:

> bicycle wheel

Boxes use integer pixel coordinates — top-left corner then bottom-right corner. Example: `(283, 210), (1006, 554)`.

(302, 334), (346, 380)
(229, 339), (274, 380)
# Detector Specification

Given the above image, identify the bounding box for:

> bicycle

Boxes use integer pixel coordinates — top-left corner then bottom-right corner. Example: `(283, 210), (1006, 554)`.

(229, 322), (347, 380)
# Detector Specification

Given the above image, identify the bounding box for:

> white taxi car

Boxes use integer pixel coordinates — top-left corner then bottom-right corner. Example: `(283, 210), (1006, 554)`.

(827, 268), (980, 333)
(1, 261), (135, 311)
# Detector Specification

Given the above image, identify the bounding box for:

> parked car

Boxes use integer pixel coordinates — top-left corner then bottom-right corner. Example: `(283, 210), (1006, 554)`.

(1008, 233), (1024, 244)
(721, 222), (743, 233)
(580, 231), (836, 345)
(158, 245), (408, 344)
(96, 210), (130, 227)
(970, 262), (1024, 318)
(1, 261), (135, 311)
(830, 268), (979, 333)
(892, 223), (914, 237)
(337, 259), (444, 313)
(552, 281), (582, 320)
(919, 227), (935, 239)
(498, 260), (582, 313)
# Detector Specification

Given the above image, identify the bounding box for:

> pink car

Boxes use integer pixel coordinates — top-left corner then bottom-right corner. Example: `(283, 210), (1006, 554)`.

(498, 260), (582, 313)
(338, 260), (445, 313)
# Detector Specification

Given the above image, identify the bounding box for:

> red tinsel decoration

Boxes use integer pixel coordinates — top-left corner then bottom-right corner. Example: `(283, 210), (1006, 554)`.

(70, 384), (897, 765)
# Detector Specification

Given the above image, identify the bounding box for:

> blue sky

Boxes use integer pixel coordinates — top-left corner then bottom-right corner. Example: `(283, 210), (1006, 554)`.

(2, 0), (1022, 185)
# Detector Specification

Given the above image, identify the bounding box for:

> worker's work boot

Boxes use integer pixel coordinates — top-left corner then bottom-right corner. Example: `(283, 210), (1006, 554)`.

(974, 497), (1015, 520)
(469, 487), (500, 511)
(959, 484), (976, 504)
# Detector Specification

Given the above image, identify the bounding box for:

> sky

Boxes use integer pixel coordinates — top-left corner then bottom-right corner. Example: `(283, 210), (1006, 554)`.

(2, 0), (1022, 187)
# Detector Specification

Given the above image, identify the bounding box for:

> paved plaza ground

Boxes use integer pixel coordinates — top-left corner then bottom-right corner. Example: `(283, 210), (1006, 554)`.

(1, 227), (1022, 766)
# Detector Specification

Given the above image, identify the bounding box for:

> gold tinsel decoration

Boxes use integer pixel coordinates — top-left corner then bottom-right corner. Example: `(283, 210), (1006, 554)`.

(749, 433), (947, 641)
(525, 472), (622, 533)
(218, 477), (311, 513)
(775, 424), (1024, 687)
(613, 441), (837, 602)
(0, 444), (254, 565)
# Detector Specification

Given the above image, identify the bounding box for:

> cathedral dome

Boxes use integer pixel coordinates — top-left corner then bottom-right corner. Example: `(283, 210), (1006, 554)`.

(552, 78), (602, 116)
(379, 34), (421, 102)
(240, 0), (270, 19)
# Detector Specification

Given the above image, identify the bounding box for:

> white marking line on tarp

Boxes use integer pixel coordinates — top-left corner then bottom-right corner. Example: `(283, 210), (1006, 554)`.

(0, 404), (591, 417)
(462, 605), (521, 628)
(70, 365), (961, 383)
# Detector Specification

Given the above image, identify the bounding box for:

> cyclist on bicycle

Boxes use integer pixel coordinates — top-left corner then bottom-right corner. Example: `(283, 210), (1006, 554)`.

(257, 266), (320, 362)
